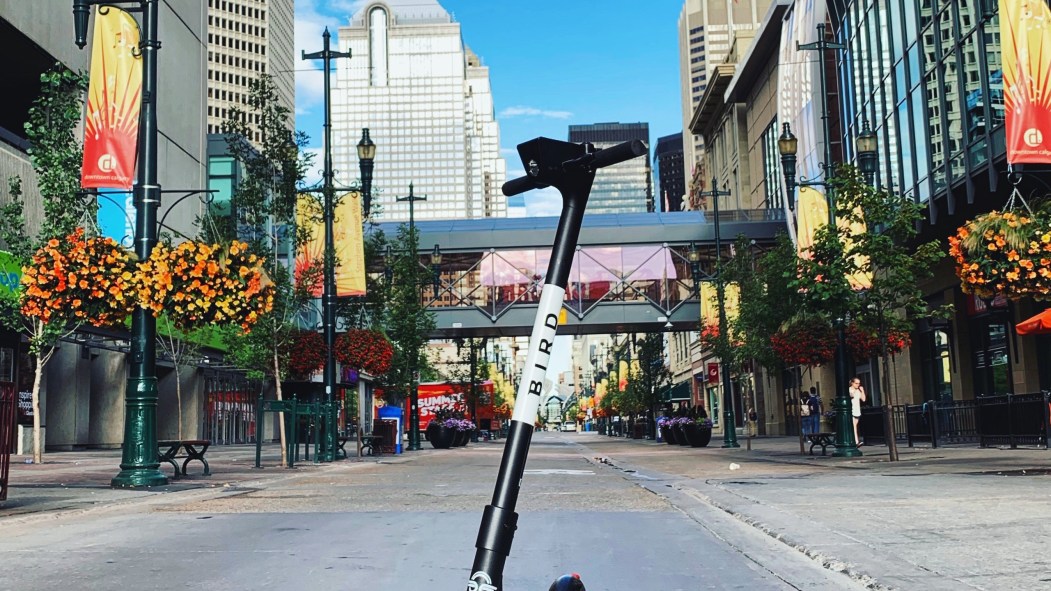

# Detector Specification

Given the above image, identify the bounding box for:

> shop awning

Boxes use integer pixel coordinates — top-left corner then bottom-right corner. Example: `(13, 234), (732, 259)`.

(661, 381), (692, 402)
(1016, 309), (1051, 335)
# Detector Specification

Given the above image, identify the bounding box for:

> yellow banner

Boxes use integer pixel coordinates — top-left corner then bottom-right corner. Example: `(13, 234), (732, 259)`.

(81, 7), (142, 189)
(296, 193), (366, 297)
(700, 282), (739, 326)
(794, 186), (872, 290)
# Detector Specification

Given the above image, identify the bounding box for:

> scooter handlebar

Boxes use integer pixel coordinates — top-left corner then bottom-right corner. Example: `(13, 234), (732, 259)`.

(502, 139), (647, 196)
(502, 175), (548, 197)
(589, 139), (647, 169)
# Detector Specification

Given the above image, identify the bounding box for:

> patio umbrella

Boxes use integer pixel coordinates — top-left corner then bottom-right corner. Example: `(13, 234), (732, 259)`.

(1015, 308), (1051, 335)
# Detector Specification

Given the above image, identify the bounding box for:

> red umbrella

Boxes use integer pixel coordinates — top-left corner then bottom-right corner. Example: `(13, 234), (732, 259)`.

(1016, 309), (1051, 335)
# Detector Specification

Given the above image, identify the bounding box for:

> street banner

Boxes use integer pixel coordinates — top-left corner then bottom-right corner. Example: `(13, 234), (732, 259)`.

(700, 282), (740, 326)
(81, 7), (142, 189)
(707, 363), (719, 384)
(795, 187), (872, 290)
(296, 193), (366, 297)
(1001, 0), (1051, 164)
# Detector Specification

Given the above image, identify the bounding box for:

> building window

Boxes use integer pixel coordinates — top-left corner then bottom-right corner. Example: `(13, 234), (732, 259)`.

(369, 7), (389, 86)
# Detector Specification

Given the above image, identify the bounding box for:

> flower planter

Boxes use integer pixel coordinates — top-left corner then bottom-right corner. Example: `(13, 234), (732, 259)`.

(674, 426), (690, 446)
(683, 424), (713, 447)
(454, 429), (472, 447)
(426, 423), (455, 449)
(660, 426), (677, 445)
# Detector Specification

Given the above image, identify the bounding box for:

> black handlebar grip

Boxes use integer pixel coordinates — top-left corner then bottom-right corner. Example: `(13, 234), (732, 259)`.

(503, 176), (546, 196)
(591, 139), (647, 169)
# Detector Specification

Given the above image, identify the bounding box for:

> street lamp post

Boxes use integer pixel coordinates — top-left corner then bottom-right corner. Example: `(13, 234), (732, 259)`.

(74, 0), (168, 487)
(358, 129), (376, 217)
(695, 181), (739, 448)
(303, 28), (352, 462)
(397, 183), (427, 451)
(777, 24), (877, 458)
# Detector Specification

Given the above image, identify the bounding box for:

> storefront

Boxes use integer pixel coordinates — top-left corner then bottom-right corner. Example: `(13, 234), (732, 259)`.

(965, 295), (1013, 397)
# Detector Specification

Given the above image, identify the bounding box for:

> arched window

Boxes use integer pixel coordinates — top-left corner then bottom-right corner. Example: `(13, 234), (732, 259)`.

(369, 7), (388, 87)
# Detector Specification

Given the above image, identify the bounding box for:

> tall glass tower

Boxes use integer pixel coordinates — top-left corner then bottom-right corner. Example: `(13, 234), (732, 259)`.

(333, 0), (506, 221)
(568, 122), (653, 214)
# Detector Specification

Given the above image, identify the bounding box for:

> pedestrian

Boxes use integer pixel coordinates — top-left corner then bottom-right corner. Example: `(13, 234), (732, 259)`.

(800, 390), (813, 435)
(747, 406), (758, 437)
(849, 377), (866, 446)
(807, 387), (822, 435)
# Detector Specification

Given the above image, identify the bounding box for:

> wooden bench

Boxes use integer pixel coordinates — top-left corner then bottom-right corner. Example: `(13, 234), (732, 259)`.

(158, 439), (211, 476)
(805, 433), (835, 456)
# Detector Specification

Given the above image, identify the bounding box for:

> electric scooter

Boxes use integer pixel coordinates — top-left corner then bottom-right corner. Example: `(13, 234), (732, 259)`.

(464, 137), (647, 591)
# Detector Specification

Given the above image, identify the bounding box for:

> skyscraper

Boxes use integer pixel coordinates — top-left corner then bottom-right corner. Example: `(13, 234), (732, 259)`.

(567, 122), (652, 214)
(654, 133), (686, 212)
(333, 0), (506, 222)
(678, 0), (769, 206)
(206, 0), (295, 141)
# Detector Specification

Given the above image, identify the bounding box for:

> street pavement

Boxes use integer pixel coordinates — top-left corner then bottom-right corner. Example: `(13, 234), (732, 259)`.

(1, 433), (1049, 590)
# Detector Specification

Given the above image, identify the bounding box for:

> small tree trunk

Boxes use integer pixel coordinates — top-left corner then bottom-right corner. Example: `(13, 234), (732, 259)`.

(31, 355), (44, 464)
(175, 365), (184, 440)
(881, 350), (899, 461)
(273, 351), (288, 467)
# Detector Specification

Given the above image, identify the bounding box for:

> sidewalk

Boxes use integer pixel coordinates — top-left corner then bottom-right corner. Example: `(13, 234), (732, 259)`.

(0, 443), (381, 521)
(579, 432), (1051, 591)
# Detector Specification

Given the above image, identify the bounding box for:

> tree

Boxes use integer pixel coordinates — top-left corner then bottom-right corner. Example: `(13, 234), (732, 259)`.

(632, 333), (672, 438)
(831, 167), (948, 460)
(0, 67), (92, 464)
(380, 224), (436, 406)
(217, 74), (313, 467)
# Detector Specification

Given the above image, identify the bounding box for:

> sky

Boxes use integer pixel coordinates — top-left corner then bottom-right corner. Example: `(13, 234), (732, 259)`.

(294, 0), (687, 216)
(293, 0), (686, 382)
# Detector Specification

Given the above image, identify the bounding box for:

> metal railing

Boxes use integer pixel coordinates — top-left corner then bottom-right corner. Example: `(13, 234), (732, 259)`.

(858, 393), (1047, 449)
(203, 375), (260, 445)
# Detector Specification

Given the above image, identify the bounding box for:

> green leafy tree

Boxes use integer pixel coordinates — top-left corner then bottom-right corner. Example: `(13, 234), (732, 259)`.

(831, 167), (949, 459)
(632, 333), (672, 438)
(218, 74), (313, 467)
(724, 234), (801, 373)
(381, 224), (436, 406)
(0, 67), (89, 464)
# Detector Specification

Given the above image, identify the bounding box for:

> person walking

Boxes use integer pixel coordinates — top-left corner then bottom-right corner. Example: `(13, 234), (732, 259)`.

(848, 377), (866, 446)
(800, 390), (813, 435)
(806, 387), (822, 435)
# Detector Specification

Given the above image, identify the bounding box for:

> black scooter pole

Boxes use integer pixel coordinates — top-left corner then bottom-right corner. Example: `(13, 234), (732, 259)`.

(466, 137), (646, 591)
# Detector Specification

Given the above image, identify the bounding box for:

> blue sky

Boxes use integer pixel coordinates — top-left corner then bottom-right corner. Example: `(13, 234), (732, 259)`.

(294, 0), (686, 216)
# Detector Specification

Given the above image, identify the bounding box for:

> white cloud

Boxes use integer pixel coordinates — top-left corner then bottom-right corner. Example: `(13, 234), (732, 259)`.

(499, 106), (574, 120)
(294, 1), (365, 115)
(524, 187), (563, 217)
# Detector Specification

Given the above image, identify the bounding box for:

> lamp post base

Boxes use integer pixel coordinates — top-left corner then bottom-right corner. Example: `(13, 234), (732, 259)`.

(831, 395), (862, 458)
(112, 376), (169, 488)
(721, 410), (740, 448)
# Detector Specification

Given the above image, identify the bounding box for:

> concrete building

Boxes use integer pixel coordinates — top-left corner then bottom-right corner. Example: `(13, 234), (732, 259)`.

(333, 0), (506, 222)
(205, 0), (295, 141)
(654, 133), (686, 212)
(678, 0), (771, 209)
(568, 122), (653, 214)
(0, 0), (210, 450)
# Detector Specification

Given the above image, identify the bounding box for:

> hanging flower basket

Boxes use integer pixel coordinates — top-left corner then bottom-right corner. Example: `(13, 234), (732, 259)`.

(770, 316), (836, 367)
(136, 240), (273, 332)
(334, 329), (394, 376)
(948, 210), (1051, 301)
(286, 330), (326, 380)
(20, 228), (137, 327)
(844, 323), (912, 361)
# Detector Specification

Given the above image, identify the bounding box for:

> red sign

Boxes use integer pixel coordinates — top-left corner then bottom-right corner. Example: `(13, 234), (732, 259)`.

(707, 363), (719, 384)
(407, 381), (495, 431)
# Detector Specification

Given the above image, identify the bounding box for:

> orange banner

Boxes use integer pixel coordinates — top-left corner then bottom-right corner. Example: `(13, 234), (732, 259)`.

(296, 193), (366, 297)
(1002, 0), (1051, 164)
(81, 7), (142, 189)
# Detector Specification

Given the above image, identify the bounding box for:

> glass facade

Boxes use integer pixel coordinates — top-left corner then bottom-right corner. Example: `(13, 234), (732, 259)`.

(568, 123), (654, 214)
(334, 1), (505, 223)
(835, 0), (1003, 205)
